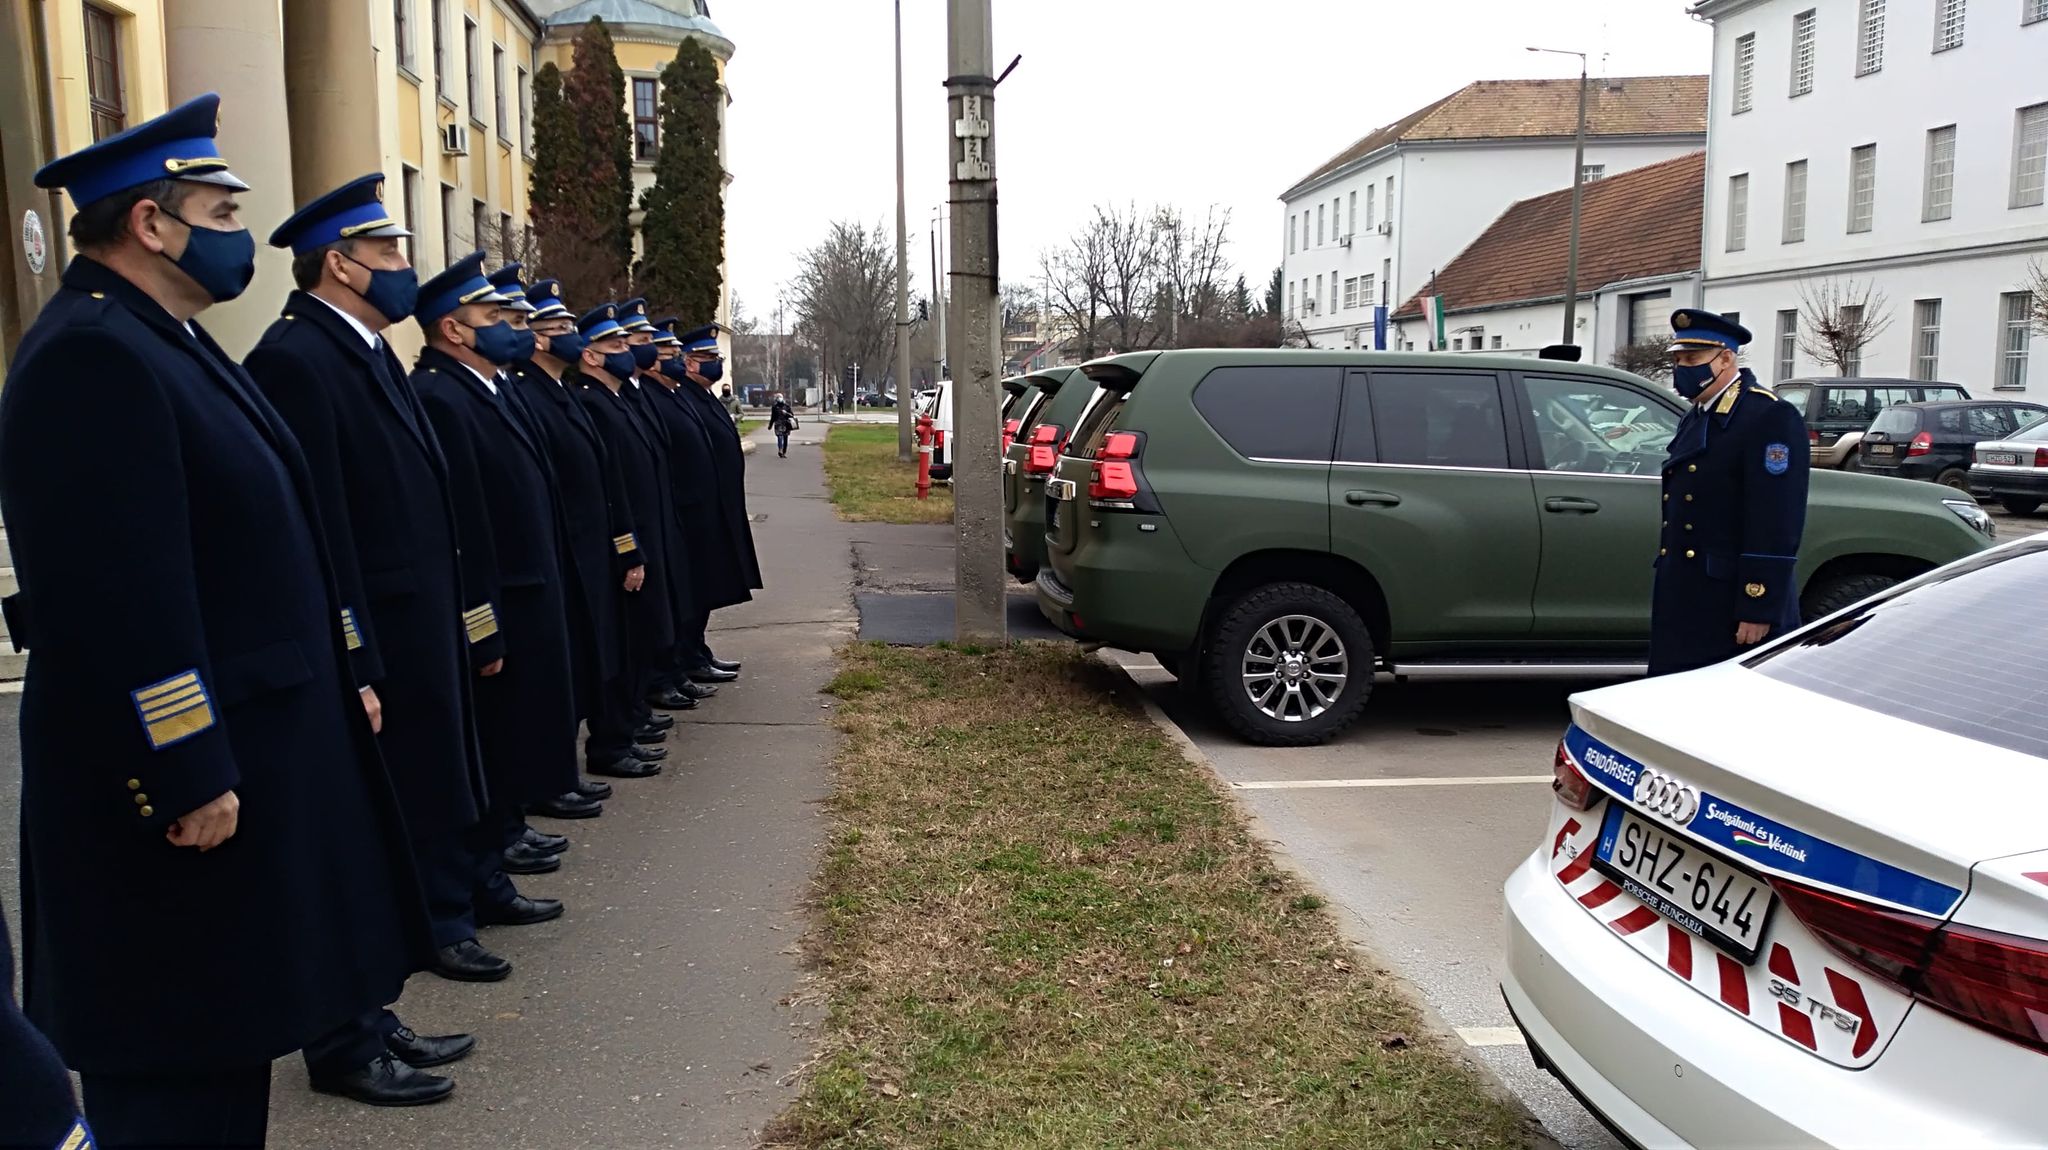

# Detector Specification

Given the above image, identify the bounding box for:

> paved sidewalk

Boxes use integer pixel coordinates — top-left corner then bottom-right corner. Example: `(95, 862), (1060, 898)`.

(3, 426), (849, 1149)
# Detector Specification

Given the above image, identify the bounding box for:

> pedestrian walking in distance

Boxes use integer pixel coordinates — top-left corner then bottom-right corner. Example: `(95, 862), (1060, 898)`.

(0, 93), (432, 1148)
(1649, 308), (1810, 677)
(770, 393), (799, 457)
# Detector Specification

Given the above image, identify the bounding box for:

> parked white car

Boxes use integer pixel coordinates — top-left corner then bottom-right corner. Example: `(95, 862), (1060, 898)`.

(1502, 539), (2048, 1148)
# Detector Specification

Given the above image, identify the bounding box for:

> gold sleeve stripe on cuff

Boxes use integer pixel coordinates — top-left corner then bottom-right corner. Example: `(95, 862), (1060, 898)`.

(132, 671), (200, 704)
(614, 533), (638, 554)
(139, 686), (206, 721)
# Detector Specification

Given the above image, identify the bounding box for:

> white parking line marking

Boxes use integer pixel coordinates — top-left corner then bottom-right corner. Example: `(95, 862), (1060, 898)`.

(1456, 1027), (1527, 1047)
(1231, 775), (1552, 790)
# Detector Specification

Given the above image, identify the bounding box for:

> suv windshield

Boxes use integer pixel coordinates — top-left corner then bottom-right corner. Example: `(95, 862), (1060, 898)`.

(1749, 546), (2048, 758)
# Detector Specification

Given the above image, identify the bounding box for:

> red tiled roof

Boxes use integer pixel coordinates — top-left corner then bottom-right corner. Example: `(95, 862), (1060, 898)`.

(1285, 75), (1707, 197)
(1393, 151), (1705, 318)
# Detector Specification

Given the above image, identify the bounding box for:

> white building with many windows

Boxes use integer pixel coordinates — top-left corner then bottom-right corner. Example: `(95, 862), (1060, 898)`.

(1278, 76), (1707, 349)
(1693, 0), (2047, 392)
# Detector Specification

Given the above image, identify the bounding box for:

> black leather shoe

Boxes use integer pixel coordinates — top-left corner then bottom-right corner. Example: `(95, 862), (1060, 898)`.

(386, 1026), (476, 1069)
(528, 791), (602, 819)
(641, 712), (676, 731)
(633, 725), (668, 745)
(626, 743), (668, 762)
(433, 938), (513, 982)
(590, 755), (662, 779)
(709, 657), (742, 674)
(678, 680), (718, 700)
(645, 688), (698, 711)
(478, 894), (564, 927)
(575, 778), (613, 801)
(501, 841), (562, 875)
(686, 665), (740, 684)
(310, 1052), (455, 1107)
(521, 826), (569, 855)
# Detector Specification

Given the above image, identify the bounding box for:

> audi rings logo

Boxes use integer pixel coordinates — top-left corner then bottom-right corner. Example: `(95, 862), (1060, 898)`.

(1632, 770), (1700, 826)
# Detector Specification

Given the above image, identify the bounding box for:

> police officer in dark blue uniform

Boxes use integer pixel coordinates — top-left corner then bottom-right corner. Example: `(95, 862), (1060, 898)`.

(244, 174), (503, 1106)
(0, 94), (432, 1147)
(1650, 308), (1811, 676)
(1, 898), (88, 1150)
(675, 324), (761, 674)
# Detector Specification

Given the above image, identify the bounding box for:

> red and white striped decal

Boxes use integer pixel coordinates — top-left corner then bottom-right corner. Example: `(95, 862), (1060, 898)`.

(1547, 803), (1898, 1068)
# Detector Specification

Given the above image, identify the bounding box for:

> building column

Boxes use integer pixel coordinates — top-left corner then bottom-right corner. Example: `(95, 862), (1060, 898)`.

(163, 0), (294, 358)
(0, 0), (63, 360)
(281, 0), (381, 200)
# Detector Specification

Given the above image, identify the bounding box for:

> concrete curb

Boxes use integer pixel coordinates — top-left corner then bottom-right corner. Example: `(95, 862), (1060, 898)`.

(1095, 652), (1566, 1150)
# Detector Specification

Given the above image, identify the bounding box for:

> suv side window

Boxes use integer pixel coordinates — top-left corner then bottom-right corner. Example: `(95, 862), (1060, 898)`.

(1522, 376), (1680, 475)
(1776, 385), (1811, 418)
(1191, 366), (1342, 461)
(1367, 371), (1510, 469)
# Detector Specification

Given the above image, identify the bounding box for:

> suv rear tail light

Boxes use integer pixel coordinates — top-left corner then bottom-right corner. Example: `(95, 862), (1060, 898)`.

(1001, 418), (1021, 452)
(1088, 431), (1143, 503)
(1809, 428), (1821, 446)
(1774, 879), (2048, 1055)
(1551, 741), (1598, 811)
(1024, 423), (1065, 474)
(1907, 432), (1933, 457)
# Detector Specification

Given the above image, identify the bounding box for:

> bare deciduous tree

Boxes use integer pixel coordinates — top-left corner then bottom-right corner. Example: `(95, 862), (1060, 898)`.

(1610, 337), (1674, 382)
(1155, 205), (1232, 339)
(2025, 261), (2048, 335)
(1040, 219), (1110, 361)
(791, 220), (898, 404)
(1796, 278), (1893, 376)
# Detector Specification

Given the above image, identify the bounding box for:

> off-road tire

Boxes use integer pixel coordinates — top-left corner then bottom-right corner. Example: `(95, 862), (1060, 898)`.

(1799, 572), (1900, 623)
(1201, 582), (1374, 747)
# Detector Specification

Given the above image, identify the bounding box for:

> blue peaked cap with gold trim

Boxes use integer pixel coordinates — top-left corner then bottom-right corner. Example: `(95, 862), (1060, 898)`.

(1668, 308), (1752, 354)
(34, 92), (250, 209)
(618, 298), (655, 332)
(577, 303), (627, 341)
(414, 251), (508, 327)
(487, 262), (537, 313)
(680, 324), (719, 354)
(527, 278), (572, 321)
(266, 173), (410, 255)
(651, 316), (682, 346)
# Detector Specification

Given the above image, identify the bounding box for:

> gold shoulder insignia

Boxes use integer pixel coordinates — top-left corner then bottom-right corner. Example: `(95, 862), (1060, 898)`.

(59, 1119), (92, 1150)
(132, 669), (214, 750)
(1715, 384), (1742, 415)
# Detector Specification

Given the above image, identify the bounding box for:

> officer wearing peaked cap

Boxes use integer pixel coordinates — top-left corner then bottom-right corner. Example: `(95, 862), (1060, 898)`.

(1650, 308), (1811, 677)
(243, 174), (495, 1107)
(663, 323), (758, 679)
(0, 94), (432, 1146)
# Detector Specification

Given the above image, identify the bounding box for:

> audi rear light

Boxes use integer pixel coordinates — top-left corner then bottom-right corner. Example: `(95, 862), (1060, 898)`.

(1774, 879), (2048, 1055)
(2034, 447), (2048, 468)
(1024, 423), (1064, 474)
(1551, 741), (1598, 811)
(1809, 428), (1821, 446)
(1907, 432), (1933, 457)
(1087, 432), (1143, 502)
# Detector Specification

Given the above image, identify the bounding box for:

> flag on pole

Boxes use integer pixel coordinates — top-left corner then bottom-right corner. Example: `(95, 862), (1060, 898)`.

(1371, 305), (1388, 350)
(1422, 296), (1447, 350)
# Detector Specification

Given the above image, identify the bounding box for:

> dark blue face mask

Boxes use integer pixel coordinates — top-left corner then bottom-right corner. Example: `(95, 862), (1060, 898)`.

(697, 358), (724, 384)
(603, 350), (639, 380)
(631, 342), (660, 371)
(546, 331), (587, 362)
(160, 211), (256, 303)
(338, 253), (419, 323)
(462, 320), (529, 366)
(508, 326), (537, 362)
(659, 358), (689, 382)
(1672, 360), (1719, 400)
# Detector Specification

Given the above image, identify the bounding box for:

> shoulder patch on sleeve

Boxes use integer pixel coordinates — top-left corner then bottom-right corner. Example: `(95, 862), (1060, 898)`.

(1764, 442), (1791, 475)
(132, 670), (215, 749)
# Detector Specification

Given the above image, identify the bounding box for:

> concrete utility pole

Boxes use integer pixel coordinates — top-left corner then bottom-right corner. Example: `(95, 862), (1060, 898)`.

(893, 0), (915, 460)
(1529, 45), (1591, 347)
(944, 0), (1004, 643)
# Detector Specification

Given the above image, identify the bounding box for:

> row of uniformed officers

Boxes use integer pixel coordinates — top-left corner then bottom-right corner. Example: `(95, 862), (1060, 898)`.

(0, 94), (761, 1148)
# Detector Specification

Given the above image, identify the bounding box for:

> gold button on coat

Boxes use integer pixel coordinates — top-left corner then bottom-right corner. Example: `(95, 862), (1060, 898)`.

(127, 778), (142, 790)
(133, 793), (148, 805)
(1686, 550), (1696, 558)
(1688, 464), (1698, 473)
(1685, 494), (1694, 502)
(139, 806), (154, 817)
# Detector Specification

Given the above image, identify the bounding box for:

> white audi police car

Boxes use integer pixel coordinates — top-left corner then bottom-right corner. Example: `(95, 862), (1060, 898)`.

(1502, 539), (2048, 1148)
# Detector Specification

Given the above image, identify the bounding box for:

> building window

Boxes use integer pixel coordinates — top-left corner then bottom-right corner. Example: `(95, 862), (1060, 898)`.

(1469, 326), (1485, 349)
(431, 0), (447, 98)
(1913, 299), (1942, 380)
(1287, 282), (1295, 318)
(400, 165), (420, 262)
(1934, 0), (1966, 51)
(1783, 159), (1809, 243)
(1287, 214), (1296, 255)
(633, 77), (659, 161)
(2028, 0), (2048, 25)
(1856, 0), (1886, 75)
(1848, 143), (1878, 232)
(518, 66), (531, 152)
(2001, 291), (2034, 390)
(1726, 174), (1750, 251)
(82, 4), (127, 141)
(1923, 125), (1957, 221)
(494, 45), (507, 137)
(440, 183), (456, 261)
(1343, 277), (1359, 310)
(1385, 176), (1394, 222)
(464, 17), (481, 117)
(1839, 305), (1866, 374)
(1790, 10), (1817, 97)
(1333, 196), (1343, 239)
(1316, 204), (1325, 246)
(1347, 191), (1357, 238)
(1775, 310), (1798, 381)
(1491, 335), (1503, 349)
(394, 0), (414, 70)
(1580, 164), (1606, 182)
(472, 199), (487, 253)
(499, 212), (514, 257)
(1381, 259), (1391, 303)
(1330, 274), (1339, 314)
(1365, 185), (1377, 229)
(1362, 273), (1376, 307)
(1733, 33), (1756, 113)
(2015, 102), (2048, 208)
(1314, 275), (1323, 313)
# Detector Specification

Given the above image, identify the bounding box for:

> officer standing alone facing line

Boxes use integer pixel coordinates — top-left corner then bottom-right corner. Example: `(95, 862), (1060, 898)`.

(1650, 308), (1811, 677)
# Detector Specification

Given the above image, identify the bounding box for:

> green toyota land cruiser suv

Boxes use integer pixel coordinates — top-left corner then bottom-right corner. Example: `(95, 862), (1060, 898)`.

(1003, 366), (1091, 583)
(1034, 350), (1994, 746)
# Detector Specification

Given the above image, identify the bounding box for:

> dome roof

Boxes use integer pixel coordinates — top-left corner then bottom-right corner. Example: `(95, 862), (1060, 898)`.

(543, 0), (732, 57)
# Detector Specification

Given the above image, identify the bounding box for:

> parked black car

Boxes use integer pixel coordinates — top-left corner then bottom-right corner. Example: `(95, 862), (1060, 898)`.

(1774, 378), (1971, 470)
(1858, 400), (2048, 489)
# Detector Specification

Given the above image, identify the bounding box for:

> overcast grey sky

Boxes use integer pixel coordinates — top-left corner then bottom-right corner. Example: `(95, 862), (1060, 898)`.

(715, 0), (1711, 329)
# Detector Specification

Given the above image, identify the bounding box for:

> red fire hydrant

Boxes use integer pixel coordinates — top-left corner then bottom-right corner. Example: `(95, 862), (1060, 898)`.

(914, 412), (934, 501)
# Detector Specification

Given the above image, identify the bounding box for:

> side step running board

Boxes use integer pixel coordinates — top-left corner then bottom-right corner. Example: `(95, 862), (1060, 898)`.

(1386, 662), (1647, 680)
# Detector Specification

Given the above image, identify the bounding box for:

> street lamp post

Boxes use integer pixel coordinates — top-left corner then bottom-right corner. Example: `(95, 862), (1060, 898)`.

(893, 0), (914, 460)
(1528, 46), (1589, 349)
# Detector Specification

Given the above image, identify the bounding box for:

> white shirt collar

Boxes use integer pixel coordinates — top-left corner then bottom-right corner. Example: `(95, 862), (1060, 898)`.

(455, 359), (498, 395)
(1696, 371), (1739, 411)
(308, 292), (381, 350)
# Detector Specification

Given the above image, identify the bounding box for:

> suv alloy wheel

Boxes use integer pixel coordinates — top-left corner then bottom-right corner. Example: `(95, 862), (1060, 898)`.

(1201, 582), (1374, 746)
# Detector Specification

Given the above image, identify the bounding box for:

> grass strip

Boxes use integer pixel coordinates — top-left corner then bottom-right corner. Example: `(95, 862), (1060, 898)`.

(822, 425), (955, 525)
(766, 642), (1540, 1150)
